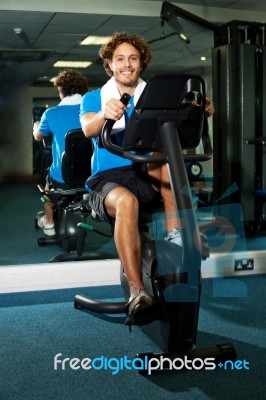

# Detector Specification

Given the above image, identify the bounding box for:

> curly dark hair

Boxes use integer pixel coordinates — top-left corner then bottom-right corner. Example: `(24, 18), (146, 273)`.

(54, 70), (88, 97)
(99, 32), (152, 77)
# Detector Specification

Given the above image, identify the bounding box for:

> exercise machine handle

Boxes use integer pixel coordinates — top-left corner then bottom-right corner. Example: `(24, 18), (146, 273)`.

(101, 93), (131, 157)
(101, 94), (165, 163)
(101, 93), (212, 164)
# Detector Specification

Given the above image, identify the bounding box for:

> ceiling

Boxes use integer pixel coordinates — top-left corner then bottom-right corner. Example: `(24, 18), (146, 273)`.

(0, 0), (266, 88)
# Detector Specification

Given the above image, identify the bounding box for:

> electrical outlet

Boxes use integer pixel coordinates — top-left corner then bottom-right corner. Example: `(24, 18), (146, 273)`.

(234, 259), (254, 271)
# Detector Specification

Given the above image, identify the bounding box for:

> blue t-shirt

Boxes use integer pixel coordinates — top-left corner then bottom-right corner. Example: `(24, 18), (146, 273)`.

(38, 104), (81, 183)
(80, 88), (134, 189)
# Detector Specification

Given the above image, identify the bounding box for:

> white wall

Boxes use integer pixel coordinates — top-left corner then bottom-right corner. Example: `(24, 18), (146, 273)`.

(0, 84), (57, 181)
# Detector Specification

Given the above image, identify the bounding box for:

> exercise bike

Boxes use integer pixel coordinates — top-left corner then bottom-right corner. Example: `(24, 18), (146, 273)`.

(74, 74), (236, 370)
(35, 128), (93, 253)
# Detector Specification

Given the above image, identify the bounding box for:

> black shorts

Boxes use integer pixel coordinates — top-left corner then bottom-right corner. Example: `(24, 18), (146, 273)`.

(86, 165), (161, 224)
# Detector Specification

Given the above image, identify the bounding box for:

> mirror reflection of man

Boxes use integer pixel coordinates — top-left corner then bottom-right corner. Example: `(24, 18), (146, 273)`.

(33, 70), (88, 236)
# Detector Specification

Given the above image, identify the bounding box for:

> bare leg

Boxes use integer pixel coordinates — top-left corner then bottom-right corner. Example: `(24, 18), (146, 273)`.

(43, 183), (54, 225)
(43, 199), (54, 225)
(104, 187), (144, 294)
(148, 159), (181, 232)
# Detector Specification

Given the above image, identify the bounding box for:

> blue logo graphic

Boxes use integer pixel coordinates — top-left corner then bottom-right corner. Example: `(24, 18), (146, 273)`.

(152, 182), (248, 301)
(218, 360), (250, 370)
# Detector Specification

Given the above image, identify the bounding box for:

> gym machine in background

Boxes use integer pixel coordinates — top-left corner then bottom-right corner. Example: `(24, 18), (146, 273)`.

(212, 21), (266, 232)
(161, 1), (266, 232)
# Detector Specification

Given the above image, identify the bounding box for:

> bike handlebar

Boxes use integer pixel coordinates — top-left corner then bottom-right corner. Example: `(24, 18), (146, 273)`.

(101, 93), (212, 163)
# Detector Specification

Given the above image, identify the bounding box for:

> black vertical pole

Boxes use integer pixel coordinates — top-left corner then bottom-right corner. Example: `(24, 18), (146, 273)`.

(254, 48), (263, 191)
(160, 122), (202, 278)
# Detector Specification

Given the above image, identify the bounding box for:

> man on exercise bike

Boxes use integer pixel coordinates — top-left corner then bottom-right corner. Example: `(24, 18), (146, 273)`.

(80, 32), (214, 324)
(33, 70), (89, 236)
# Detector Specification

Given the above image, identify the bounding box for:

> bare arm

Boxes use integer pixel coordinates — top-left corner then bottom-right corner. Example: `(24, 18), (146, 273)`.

(33, 121), (44, 141)
(191, 96), (215, 118)
(80, 98), (130, 138)
(205, 96), (215, 117)
(80, 111), (105, 138)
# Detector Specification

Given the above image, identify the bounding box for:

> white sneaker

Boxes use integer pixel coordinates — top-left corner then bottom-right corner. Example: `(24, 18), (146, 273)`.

(125, 290), (154, 326)
(127, 290), (153, 314)
(37, 215), (55, 236)
(165, 228), (182, 246)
